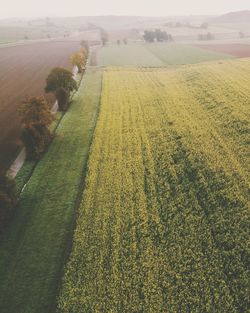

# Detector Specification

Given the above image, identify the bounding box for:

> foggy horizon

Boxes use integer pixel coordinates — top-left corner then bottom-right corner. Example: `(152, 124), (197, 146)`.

(0, 0), (250, 19)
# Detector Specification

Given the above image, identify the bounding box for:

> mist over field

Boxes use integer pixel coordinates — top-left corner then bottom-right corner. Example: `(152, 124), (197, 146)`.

(0, 0), (250, 17)
(0, 1), (249, 313)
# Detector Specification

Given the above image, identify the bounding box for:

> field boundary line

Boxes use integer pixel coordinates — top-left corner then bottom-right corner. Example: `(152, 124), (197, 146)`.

(52, 68), (103, 312)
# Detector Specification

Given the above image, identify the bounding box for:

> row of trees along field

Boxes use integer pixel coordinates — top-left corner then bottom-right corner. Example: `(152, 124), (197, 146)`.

(198, 31), (247, 41)
(144, 29), (173, 42)
(164, 21), (209, 29)
(100, 29), (109, 45)
(198, 32), (215, 41)
(117, 38), (128, 45)
(0, 41), (89, 233)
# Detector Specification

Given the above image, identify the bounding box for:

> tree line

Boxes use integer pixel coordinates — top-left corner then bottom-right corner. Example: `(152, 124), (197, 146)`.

(164, 21), (209, 29)
(116, 38), (128, 45)
(143, 29), (173, 43)
(198, 32), (215, 41)
(0, 41), (89, 232)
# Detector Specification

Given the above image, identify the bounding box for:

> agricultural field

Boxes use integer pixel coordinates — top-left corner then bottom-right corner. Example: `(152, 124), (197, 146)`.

(0, 26), (53, 43)
(147, 43), (233, 64)
(96, 44), (164, 66)
(194, 43), (250, 58)
(96, 43), (233, 67)
(0, 69), (102, 313)
(0, 40), (81, 173)
(58, 59), (250, 312)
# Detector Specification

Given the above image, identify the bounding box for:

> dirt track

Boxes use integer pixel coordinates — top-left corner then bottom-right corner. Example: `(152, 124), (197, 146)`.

(0, 40), (80, 173)
(194, 43), (250, 58)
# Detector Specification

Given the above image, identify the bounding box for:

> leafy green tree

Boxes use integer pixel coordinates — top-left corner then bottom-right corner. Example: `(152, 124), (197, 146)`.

(155, 29), (163, 42)
(144, 30), (171, 42)
(45, 67), (77, 111)
(143, 30), (155, 42)
(45, 67), (77, 94)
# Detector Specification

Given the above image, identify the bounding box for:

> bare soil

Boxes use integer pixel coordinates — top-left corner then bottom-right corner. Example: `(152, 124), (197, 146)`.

(0, 40), (80, 173)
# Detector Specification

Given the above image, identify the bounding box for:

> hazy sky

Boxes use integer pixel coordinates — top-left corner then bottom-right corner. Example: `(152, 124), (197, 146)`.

(0, 0), (249, 18)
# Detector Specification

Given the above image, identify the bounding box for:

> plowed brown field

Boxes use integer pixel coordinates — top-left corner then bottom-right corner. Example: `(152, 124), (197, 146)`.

(0, 40), (80, 173)
(194, 44), (250, 58)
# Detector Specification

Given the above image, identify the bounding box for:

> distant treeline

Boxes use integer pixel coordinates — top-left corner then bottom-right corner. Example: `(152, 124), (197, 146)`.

(144, 29), (173, 43)
(164, 22), (209, 29)
(198, 32), (215, 41)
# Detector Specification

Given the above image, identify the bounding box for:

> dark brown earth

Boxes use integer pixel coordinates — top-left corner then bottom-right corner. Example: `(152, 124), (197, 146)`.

(0, 40), (81, 173)
(194, 44), (250, 58)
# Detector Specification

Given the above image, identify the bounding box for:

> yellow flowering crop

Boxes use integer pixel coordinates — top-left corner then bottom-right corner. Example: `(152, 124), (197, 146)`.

(58, 59), (250, 313)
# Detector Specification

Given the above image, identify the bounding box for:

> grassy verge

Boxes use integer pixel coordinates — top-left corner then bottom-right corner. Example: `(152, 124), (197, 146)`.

(0, 68), (102, 313)
(15, 160), (35, 194)
(15, 112), (63, 195)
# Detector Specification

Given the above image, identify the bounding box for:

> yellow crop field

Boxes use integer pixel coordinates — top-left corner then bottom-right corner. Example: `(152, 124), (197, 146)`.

(58, 59), (250, 312)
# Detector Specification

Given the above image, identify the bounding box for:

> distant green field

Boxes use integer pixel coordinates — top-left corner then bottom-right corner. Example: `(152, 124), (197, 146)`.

(0, 39), (15, 44)
(0, 26), (67, 43)
(97, 44), (164, 66)
(147, 43), (233, 65)
(96, 43), (233, 67)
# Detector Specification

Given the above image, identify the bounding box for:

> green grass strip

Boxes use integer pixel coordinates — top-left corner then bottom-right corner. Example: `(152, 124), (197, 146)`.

(0, 68), (102, 313)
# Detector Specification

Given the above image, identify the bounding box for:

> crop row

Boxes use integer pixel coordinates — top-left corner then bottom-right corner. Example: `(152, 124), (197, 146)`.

(59, 60), (249, 312)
